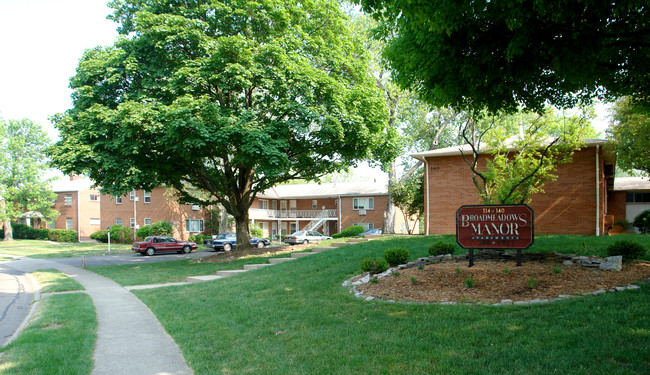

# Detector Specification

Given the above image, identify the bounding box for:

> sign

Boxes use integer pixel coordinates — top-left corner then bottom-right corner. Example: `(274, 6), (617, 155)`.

(456, 204), (534, 250)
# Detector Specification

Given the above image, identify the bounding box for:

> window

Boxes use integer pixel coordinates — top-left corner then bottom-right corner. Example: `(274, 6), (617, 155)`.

(144, 218), (151, 226)
(116, 218), (122, 226)
(353, 222), (374, 231)
(47, 219), (56, 229)
(116, 196), (122, 204)
(259, 200), (269, 209)
(353, 197), (374, 210)
(130, 191), (136, 201)
(90, 218), (101, 225)
(312, 200), (317, 209)
(626, 192), (650, 203)
(64, 194), (73, 206)
(280, 200), (288, 211)
(144, 191), (151, 203)
(66, 218), (73, 229)
(130, 218), (135, 228)
(185, 219), (204, 232)
(90, 194), (100, 201)
(290, 223), (297, 233)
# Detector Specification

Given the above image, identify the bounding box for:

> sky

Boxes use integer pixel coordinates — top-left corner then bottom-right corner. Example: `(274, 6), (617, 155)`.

(0, 0), (610, 185)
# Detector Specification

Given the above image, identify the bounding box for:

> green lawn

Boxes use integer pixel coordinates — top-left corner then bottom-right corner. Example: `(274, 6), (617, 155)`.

(0, 293), (96, 375)
(0, 239), (132, 258)
(126, 235), (649, 374)
(31, 269), (85, 293)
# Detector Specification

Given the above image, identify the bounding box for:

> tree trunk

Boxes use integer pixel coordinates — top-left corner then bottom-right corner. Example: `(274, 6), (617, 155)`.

(2, 219), (13, 241)
(218, 204), (229, 233)
(383, 160), (397, 233)
(233, 210), (252, 250)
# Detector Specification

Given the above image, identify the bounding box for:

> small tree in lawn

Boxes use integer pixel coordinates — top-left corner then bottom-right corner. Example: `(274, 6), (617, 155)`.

(0, 118), (58, 241)
(608, 98), (650, 177)
(49, 0), (397, 249)
(460, 108), (593, 204)
(388, 170), (423, 234)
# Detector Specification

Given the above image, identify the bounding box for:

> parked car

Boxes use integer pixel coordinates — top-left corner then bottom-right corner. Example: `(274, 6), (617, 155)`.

(360, 228), (383, 236)
(131, 236), (198, 256)
(204, 232), (270, 251)
(283, 230), (333, 244)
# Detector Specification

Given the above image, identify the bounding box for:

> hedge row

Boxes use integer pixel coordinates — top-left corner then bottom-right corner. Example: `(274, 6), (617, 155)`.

(0, 223), (77, 243)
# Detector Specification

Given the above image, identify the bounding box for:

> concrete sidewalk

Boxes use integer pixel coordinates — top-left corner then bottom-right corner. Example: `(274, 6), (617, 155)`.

(4, 257), (193, 375)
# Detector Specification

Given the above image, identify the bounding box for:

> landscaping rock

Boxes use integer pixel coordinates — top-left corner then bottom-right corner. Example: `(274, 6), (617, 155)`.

(599, 256), (622, 271)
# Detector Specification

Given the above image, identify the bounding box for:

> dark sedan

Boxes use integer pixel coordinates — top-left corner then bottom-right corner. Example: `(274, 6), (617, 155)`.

(204, 233), (270, 251)
(131, 236), (198, 256)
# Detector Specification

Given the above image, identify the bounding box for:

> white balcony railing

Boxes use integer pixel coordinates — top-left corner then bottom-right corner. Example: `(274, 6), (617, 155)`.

(249, 208), (337, 220)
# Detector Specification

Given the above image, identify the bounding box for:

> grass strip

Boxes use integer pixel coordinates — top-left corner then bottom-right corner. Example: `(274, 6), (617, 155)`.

(131, 236), (649, 374)
(0, 293), (96, 375)
(31, 269), (84, 293)
(0, 240), (132, 258)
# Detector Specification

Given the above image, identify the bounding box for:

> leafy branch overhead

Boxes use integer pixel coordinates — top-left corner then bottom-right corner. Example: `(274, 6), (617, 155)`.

(49, 0), (398, 248)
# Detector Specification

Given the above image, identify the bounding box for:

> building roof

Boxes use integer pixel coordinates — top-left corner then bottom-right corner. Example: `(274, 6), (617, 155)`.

(258, 182), (388, 199)
(613, 177), (650, 191)
(411, 138), (610, 161)
(51, 176), (96, 193)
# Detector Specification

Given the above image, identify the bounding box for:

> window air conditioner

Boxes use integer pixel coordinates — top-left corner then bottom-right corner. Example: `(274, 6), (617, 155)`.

(359, 209), (367, 216)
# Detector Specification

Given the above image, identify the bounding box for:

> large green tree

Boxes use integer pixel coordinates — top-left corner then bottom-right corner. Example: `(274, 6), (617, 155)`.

(608, 98), (650, 176)
(50, 0), (396, 248)
(357, 0), (649, 113)
(0, 118), (57, 241)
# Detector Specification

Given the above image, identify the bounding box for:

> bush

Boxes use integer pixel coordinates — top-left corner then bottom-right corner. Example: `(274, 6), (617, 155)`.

(613, 218), (632, 230)
(429, 241), (455, 256)
(331, 232), (342, 239)
(47, 229), (77, 243)
(150, 220), (173, 236)
(189, 233), (209, 243)
(360, 257), (389, 274)
(90, 230), (108, 243)
(109, 225), (134, 244)
(250, 223), (264, 238)
(633, 209), (650, 234)
(607, 240), (647, 261)
(337, 225), (365, 238)
(384, 247), (409, 266)
(136, 225), (152, 239)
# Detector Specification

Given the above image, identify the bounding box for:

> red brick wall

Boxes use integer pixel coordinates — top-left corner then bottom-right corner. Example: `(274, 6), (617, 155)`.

(607, 191), (627, 222)
(425, 147), (606, 235)
(339, 195), (387, 231)
(53, 188), (101, 241)
(101, 187), (208, 240)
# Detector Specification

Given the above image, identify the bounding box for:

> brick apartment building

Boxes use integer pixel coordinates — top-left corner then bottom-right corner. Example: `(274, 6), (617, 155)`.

(250, 182), (417, 237)
(412, 139), (621, 236)
(100, 187), (209, 241)
(50, 176), (102, 241)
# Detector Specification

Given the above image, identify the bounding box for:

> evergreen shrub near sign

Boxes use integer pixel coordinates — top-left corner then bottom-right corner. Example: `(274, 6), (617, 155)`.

(428, 241), (455, 256)
(606, 240), (647, 262)
(633, 209), (650, 234)
(384, 247), (409, 266)
(90, 225), (133, 244)
(360, 257), (389, 274)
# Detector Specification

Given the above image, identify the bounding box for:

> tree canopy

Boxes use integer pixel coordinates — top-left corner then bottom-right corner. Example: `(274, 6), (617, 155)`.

(608, 98), (650, 176)
(357, 0), (650, 113)
(0, 118), (57, 241)
(50, 0), (397, 247)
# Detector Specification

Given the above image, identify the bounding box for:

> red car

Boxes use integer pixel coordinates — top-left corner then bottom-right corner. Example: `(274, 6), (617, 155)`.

(131, 236), (198, 256)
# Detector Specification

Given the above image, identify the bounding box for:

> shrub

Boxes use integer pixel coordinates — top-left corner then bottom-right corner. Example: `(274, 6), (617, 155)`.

(150, 220), (173, 236)
(607, 240), (647, 262)
(360, 257), (389, 274)
(337, 225), (365, 238)
(331, 232), (342, 239)
(90, 230), (108, 243)
(189, 234), (209, 243)
(429, 241), (455, 256)
(633, 209), (650, 234)
(137, 225), (152, 239)
(613, 218), (632, 230)
(384, 247), (409, 266)
(47, 229), (77, 243)
(249, 223), (264, 238)
(109, 225), (134, 244)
